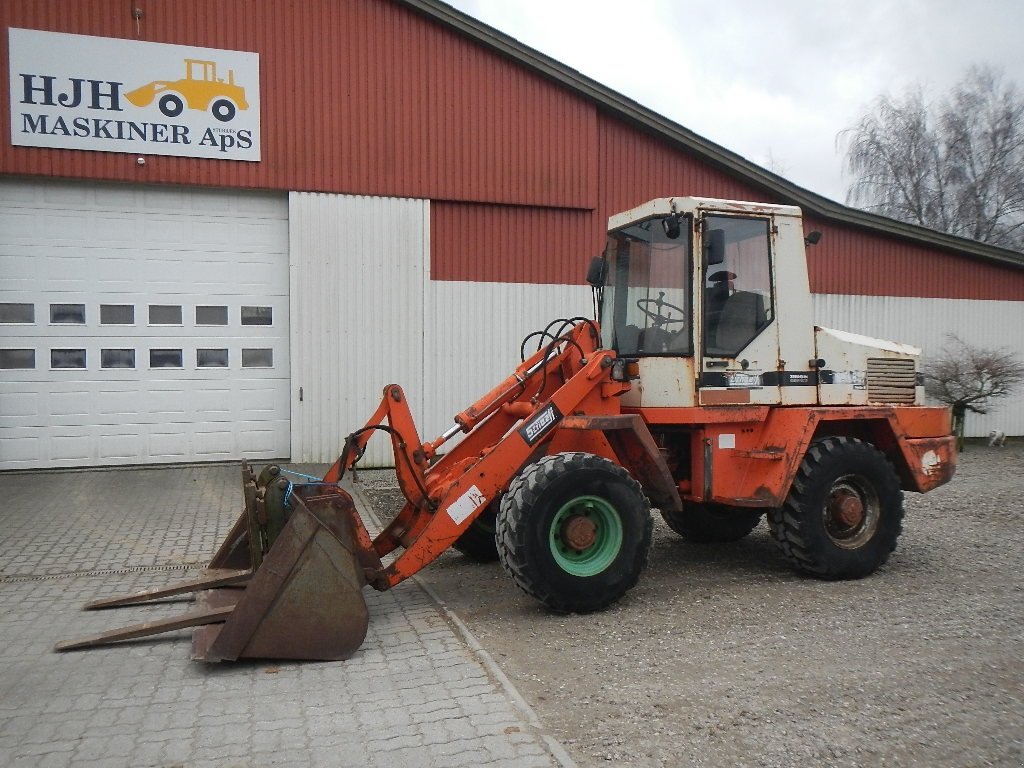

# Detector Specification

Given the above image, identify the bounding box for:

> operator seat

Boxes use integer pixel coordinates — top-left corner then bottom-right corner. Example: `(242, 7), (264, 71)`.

(712, 290), (767, 356)
(615, 323), (641, 354)
(704, 271), (734, 343)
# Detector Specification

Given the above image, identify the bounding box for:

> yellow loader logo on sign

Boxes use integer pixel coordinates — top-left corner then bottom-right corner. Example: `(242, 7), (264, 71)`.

(125, 58), (249, 122)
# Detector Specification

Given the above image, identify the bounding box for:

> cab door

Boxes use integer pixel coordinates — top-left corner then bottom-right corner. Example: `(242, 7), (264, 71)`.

(697, 215), (782, 406)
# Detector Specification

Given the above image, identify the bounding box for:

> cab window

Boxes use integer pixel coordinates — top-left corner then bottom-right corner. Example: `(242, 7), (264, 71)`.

(702, 216), (773, 357)
(600, 217), (692, 356)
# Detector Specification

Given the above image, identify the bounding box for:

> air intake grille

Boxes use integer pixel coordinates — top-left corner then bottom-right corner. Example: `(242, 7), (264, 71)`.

(867, 358), (917, 403)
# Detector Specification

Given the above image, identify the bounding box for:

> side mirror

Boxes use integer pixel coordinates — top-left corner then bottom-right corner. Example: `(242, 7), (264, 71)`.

(586, 256), (606, 287)
(661, 214), (682, 240)
(707, 228), (726, 266)
(804, 230), (822, 246)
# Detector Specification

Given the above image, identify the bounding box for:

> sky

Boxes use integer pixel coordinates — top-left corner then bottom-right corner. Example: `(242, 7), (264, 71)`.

(445, 0), (1024, 204)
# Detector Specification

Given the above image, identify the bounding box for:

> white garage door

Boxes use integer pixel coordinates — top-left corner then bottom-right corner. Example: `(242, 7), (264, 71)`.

(0, 179), (290, 470)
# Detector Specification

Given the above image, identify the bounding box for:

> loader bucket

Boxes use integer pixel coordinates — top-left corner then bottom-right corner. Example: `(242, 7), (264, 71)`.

(124, 83), (161, 108)
(56, 463), (376, 662)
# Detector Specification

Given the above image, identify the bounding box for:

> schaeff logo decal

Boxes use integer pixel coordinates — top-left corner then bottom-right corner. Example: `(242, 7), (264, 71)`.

(8, 28), (261, 162)
(519, 403), (563, 447)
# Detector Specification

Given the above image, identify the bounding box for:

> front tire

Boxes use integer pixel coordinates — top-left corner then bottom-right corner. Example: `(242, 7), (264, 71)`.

(158, 93), (184, 118)
(211, 98), (236, 122)
(496, 452), (652, 613)
(768, 436), (903, 580)
(661, 502), (762, 542)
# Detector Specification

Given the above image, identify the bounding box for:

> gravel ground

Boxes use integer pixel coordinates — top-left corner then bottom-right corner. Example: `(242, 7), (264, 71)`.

(357, 442), (1023, 768)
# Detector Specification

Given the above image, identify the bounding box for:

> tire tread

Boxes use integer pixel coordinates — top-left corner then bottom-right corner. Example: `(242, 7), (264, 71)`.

(496, 452), (652, 612)
(768, 436), (903, 580)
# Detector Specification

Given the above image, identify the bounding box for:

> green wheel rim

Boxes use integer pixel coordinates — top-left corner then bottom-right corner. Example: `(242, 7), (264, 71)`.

(549, 495), (623, 577)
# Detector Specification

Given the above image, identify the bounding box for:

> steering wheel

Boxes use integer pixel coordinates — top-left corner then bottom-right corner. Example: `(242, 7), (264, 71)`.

(636, 292), (686, 328)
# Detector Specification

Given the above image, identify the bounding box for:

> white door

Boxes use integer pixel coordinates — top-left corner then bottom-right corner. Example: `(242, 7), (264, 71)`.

(0, 179), (290, 469)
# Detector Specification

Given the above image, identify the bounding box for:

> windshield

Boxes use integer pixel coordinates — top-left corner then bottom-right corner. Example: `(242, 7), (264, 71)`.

(599, 216), (692, 356)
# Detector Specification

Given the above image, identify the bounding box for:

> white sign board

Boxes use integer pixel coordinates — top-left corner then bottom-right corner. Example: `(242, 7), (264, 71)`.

(8, 28), (261, 161)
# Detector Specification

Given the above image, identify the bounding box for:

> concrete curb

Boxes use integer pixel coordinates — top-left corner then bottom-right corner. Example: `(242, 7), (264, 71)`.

(415, 577), (580, 768)
(346, 479), (578, 768)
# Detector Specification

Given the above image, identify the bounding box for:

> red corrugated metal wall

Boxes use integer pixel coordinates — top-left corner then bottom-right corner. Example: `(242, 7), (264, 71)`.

(430, 203), (596, 284)
(804, 216), (1024, 300)
(0, 0), (595, 207)
(432, 115), (781, 284)
(3, 0), (1023, 299)
(596, 115), (773, 220)
(430, 109), (1024, 297)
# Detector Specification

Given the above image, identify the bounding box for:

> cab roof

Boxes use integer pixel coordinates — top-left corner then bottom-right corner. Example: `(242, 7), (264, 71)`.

(607, 197), (803, 231)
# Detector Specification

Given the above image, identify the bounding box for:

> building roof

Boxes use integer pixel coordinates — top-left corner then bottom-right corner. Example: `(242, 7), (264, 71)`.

(399, 0), (1024, 271)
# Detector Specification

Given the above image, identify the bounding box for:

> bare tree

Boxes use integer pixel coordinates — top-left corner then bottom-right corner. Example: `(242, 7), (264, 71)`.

(923, 335), (1024, 446)
(842, 67), (1024, 251)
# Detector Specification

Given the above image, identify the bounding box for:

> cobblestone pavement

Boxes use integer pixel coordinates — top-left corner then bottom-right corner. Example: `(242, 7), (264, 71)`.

(0, 464), (573, 768)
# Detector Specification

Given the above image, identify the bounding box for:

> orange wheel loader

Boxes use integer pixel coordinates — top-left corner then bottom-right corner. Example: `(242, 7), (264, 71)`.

(58, 197), (956, 662)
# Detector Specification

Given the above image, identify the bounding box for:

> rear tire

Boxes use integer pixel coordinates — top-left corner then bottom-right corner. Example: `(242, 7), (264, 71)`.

(661, 503), (762, 542)
(453, 499), (500, 562)
(496, 452), (652, 613)
(158, 93), (184, 118)
(768, 436), (903, 580)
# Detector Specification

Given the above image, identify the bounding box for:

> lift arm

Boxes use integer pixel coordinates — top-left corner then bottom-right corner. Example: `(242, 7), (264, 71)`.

(322, 321), (637, 588)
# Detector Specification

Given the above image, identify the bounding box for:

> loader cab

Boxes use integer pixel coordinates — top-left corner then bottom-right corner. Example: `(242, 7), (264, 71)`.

(598, 197), (818, 409)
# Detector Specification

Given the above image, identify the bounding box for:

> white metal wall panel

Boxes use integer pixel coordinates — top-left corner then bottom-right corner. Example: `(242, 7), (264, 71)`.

(288, 192), (592, 467)
(0, 179), (290, 469)
(288, 193), (428, 467)
(813, 294), (1024, 436)
(420, 281), (592, 446)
